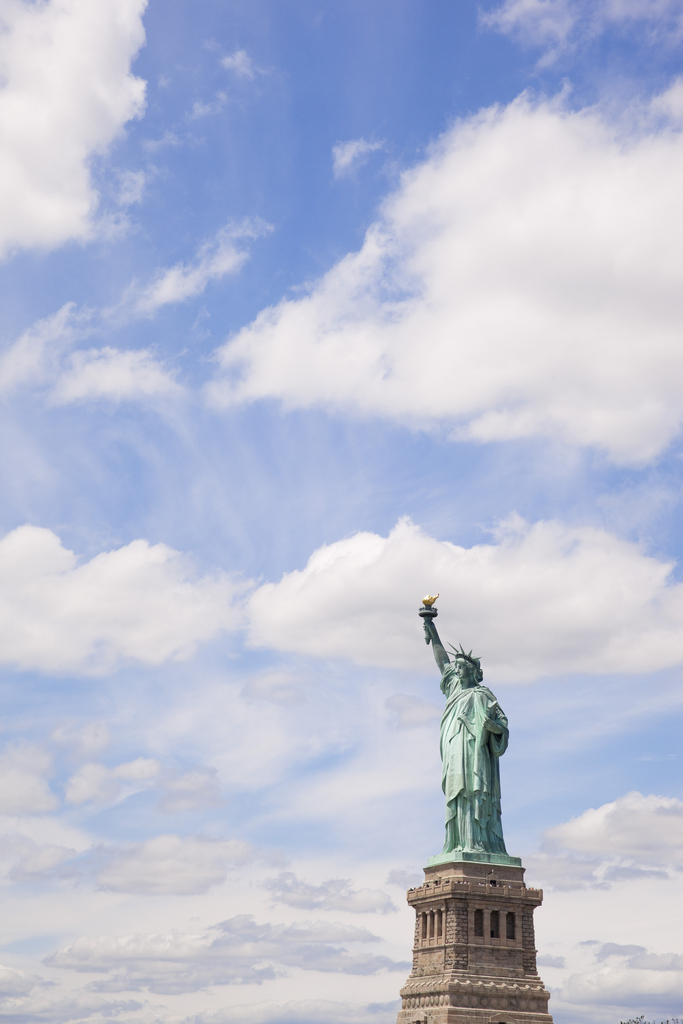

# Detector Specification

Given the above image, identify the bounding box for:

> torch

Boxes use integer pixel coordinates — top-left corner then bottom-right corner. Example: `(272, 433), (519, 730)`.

(419, 594), (439, 643)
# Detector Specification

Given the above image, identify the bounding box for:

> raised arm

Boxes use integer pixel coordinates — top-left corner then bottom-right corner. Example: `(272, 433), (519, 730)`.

(423, 616), (451, 675)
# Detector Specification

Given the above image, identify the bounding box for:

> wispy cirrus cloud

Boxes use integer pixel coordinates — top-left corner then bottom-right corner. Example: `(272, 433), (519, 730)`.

(0, 302), (179, 405)
(51, 345), (180, 403)
(332, 138), (384, 178)
(0, 219), (270, 404)
(131, 219), (271, 316)
(482, 0), (683, 63)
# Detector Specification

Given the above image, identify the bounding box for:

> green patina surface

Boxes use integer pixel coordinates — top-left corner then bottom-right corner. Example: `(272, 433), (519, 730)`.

(426, 850), (522, 867)
(421, 607), (518, 865)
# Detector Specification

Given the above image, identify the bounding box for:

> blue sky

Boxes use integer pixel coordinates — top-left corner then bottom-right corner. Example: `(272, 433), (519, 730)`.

(0, 1), (683, 1022)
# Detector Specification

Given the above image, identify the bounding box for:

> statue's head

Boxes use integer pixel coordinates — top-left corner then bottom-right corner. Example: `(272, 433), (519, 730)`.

(449, 645), (483, 686)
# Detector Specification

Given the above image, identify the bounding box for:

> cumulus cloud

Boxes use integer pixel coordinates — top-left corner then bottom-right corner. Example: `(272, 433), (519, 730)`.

(47, 914), (406, 993)
(0, 965), (105, 1024)
(190, 1000), (399, 1024)
(0, 989), (142, 1021)
(52, 346), (180, 403)
(157, 768), (223, 813)
(482, 0), (683, 62)
(385, 869), (422, 889)
(132, 219), (271, 316)
(528, 791), (683, 890)
(546, 791), (683, 859)
(209, 85), (683, 465)
(65, 758), (160, 805)
(52, 721), (111, 759)
(562, 941), (683, 1007)
(247, 516), (683, 681)
(63, 754), (221, 813)
(0, 744), (57, 815)
(0, 525), (240, 675)
(221, 49), (257, 79)
(537, 954), (566, 968)
(0, 827), (256, 891)
(0, 834), (76, 881)
(263, 873), (396, 914)
(241, 671), (306, 705)
(332, 139), (384, 178)
(0, 964), (44, 996)
(0, 0), (147, 257)
(385, 694), (442, 729)
(95, 834), (254, 895)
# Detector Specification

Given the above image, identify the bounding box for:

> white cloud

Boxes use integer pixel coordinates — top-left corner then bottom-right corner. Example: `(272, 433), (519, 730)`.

(562, 941), (683, 1007)
(63, 756), (221, 813)
(263, 873), (396, 914)
(221, 49), (257, 79)
(133, 219), (271, 316)
(209, 85), (683, 465)
(0, 744), (57, 815)
(191, 1000), (399, 1024)
(0, 305), (174, 407)
(52, 346), (180, 403)
(191, 92), (228, 119)
(385, 869), (422, 889)
(0, 964), (43, 997)
(385, 694), (442, 729)
(332, 139), (384, 178)
(0, 304), (84, 394)
(240, 671), (306, 705)
(114, 168), (146, 206)
(482, 0), (683, 62)
(158, 768), (223, 813)
(143, 128), (181, 153)
(65, 758), (160, 805)
(0, 989), (142, 1021)
(527, 791), (683, 890)
(95, 834), (254, 895)
(0, 220), (267, 404)
(537, 954), (567, 968)
(545, 791), (683, 861)
(0, 525), (241, 675)
(52, 721), (111, 759)
(247, 516), (683, 681)
(0, 0), (147, 257)
(47, 914), (406, 993)
(0, 834), (76, 880)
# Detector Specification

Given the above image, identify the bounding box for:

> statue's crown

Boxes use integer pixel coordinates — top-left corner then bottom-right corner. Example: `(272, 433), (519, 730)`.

(448, 644), (483, 680)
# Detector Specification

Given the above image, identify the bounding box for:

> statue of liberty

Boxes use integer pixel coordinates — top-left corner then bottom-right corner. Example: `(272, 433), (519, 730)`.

(420, 596), (509, 857)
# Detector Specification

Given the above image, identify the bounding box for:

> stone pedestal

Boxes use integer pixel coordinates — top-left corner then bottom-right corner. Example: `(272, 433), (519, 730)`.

(396, 856), (553, 1024)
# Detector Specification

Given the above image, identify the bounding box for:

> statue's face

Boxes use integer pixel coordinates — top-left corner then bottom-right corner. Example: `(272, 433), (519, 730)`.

(454, 658), (476, 687)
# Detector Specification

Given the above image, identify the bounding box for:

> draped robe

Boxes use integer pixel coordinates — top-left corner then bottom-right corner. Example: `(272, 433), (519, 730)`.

(439, 664), (509, 855)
